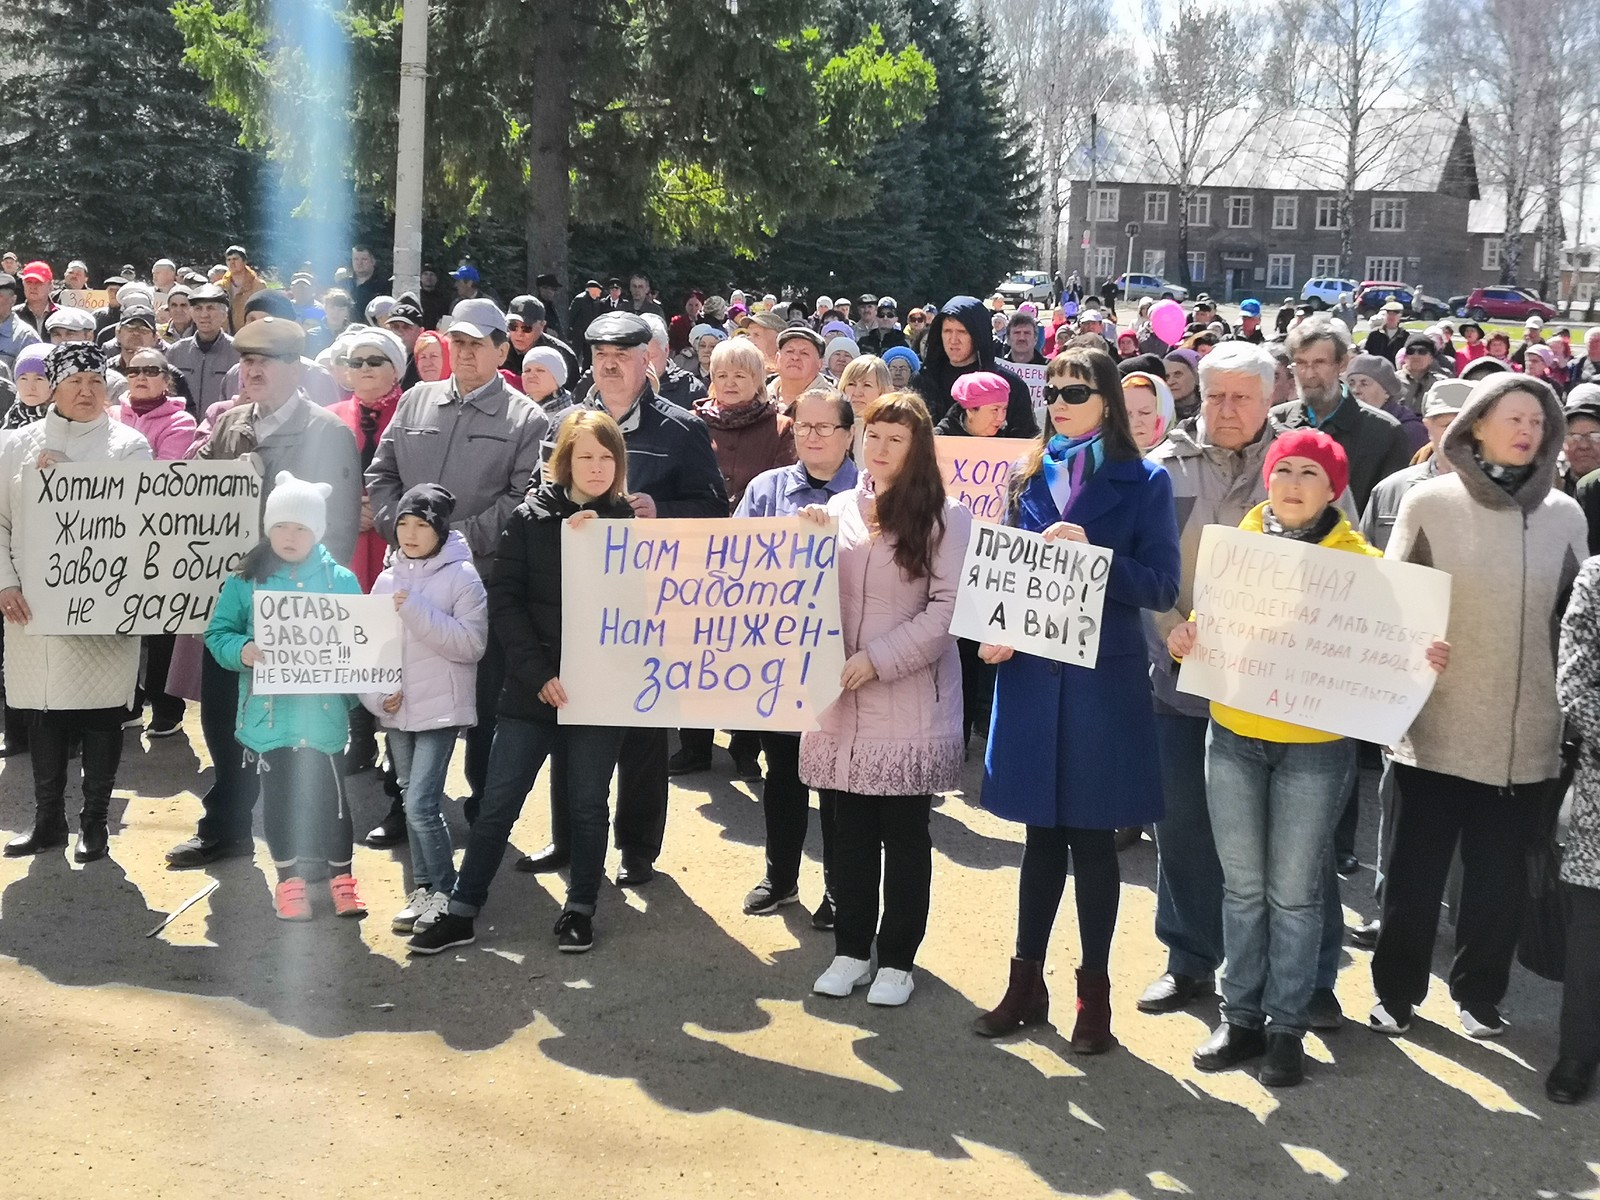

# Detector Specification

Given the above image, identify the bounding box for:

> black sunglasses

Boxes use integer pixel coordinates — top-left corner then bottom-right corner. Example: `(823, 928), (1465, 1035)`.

(345, 355), (391, 369)
(507, 320), (533, 331)
(1405, 345), (1434, 355)
(124, 365), (166, 377)
(1044, 383), (1096, 406)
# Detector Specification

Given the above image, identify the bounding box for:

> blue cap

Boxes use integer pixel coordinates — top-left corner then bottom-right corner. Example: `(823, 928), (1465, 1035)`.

(450, 264), (480, 282)
(1239, 298), (1262, 317)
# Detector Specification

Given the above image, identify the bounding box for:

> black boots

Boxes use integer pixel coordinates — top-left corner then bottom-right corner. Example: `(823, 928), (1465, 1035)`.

(4, 808), (68, 857)
(7, 725), (121, 861)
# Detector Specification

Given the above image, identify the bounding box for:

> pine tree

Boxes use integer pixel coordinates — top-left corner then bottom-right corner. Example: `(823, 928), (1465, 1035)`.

(0, 0), (259, 272)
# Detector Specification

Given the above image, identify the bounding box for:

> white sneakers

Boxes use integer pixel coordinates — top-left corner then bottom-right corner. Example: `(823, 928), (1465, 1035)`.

(813, 956), (873, 997)
(867, 968), (915, 1007)
(812, 957), (915, 1006)
(392, 887), (433, 934)
(1458, 1004), (1507, 1039)
(409, 891), (451, 934)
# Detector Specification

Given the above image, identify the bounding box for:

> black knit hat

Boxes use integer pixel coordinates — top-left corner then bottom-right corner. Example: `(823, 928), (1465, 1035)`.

(395, 483), (456, 554)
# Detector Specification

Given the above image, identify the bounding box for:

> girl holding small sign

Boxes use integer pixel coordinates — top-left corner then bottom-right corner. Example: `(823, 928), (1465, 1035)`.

(206, 471), (367, 922)
(973, 347), (1181, 1054)
(1166, 430), (1448, 1087)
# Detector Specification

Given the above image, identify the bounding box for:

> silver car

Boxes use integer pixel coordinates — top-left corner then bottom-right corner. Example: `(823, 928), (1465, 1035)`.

(1113, 272), (1188, 301)
(996, 271), (1054, 305)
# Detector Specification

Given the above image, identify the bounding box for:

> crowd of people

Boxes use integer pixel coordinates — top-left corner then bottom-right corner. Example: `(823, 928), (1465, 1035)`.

(0, 245), (1597, 1108)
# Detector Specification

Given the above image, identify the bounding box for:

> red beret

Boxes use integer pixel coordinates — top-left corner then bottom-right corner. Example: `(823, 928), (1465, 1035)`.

(1263, 428), (1349, 499)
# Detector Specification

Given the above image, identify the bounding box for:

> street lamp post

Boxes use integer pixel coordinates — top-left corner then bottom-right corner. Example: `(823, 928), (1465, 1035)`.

(392, 0), (429, 298)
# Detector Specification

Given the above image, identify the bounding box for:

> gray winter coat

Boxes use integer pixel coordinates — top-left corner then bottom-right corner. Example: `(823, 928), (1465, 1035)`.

(1386, 374), (1586, 787)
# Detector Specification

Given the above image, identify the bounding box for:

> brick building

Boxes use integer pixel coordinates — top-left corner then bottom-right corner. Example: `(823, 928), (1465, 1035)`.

(1066, 109), (1481, 301)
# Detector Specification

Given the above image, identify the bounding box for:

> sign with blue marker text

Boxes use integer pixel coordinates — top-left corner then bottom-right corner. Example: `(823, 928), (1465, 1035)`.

(19, 459), (261, 635)
(251, 592), (402, 695)
(949, 523), (1114, 667)
(935, 436), (1033, 524)
(559, 517), (846, 730)
(1177, 524), (1451, 742)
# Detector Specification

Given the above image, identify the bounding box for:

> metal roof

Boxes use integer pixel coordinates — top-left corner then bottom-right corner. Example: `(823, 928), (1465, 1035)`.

(1070, 107), (1468, 195)
(1468, 187), (1569, 235)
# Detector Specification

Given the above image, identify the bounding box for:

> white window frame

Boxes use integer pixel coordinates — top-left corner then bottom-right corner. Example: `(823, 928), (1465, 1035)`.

(1187, 251), (1207, 282)
(1267, 254), (1296, 290)
(1315, 197), (1339, 230)
(1482, 238), (1502, 272)
(1369, 198), (1407, 232)
(1090, 188), (1120, 223)
(1092, 246), (1117, 280)
(1272, 196), (1299, 230)
(1311, 254), (1341, 278)
(1144, 191), (1169, 224)
(1142, 249), (1167, 277)
(1228, 195), (1254, 229)
(1364, 255), (1404, 282)
(1185, 192), (1211, 227)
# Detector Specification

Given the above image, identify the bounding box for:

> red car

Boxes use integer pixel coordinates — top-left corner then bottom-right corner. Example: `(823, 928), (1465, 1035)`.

(1463, 286), (1557, 322)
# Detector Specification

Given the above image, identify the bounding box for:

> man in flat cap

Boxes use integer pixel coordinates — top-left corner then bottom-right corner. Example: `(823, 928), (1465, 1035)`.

(516, 311), (727, 885)
(740, 309), (786, 374)
(568, 279), (608, 369)
(166, 315), (363, 869)
(364, 297), (550, 843)
(768, 324), (830, 410)
(166, 283), (240, 416)
(507, 294), (579, 386)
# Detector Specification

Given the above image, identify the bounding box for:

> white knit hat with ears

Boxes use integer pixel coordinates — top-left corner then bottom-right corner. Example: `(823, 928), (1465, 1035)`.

(262, 471), (332, 543)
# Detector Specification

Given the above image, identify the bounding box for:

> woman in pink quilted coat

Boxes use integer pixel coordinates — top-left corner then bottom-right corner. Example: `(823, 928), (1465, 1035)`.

(799, 391), (972, 1008)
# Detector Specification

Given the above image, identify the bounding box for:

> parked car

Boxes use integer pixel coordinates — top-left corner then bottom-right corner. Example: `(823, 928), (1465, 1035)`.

(1300, 277), (1360, 309)
(1112, 273), (1188, 302)
(1462, 286), (1557, 323)
(995, 271), (1054, 306)
(1446, 295), (1470, 317)
(1353, 282), (1451, 318)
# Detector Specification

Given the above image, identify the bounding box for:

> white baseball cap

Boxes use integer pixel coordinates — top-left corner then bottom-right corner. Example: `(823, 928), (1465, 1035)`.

(448, 297), (507, 339)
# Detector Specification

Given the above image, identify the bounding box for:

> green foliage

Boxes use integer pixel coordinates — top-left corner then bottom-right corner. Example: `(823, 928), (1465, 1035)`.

(0, 0), (261, 271)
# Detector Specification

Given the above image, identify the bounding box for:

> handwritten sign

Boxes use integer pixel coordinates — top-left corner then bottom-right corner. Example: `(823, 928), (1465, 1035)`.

(935, 436), (1033, 524)
(1177, 524), (1451, 742)
(559, 517), (846, 731)
(252, 592), (401, 694)
(20, 460), (261, 635)
(1011, 361), (1047, 411)
(949, 523), (1114, 667)
(56, 289), (109, 311)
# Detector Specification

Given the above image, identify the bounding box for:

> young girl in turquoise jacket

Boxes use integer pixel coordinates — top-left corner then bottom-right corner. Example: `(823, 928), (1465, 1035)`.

(206, 471), (366, 922)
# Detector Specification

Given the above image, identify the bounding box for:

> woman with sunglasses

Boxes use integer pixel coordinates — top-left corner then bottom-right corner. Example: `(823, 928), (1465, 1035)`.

(973, 348), (1180, 1052)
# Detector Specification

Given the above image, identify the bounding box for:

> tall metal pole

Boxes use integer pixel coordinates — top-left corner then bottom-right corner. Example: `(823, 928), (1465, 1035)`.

(1082, 108), (1097, 287)
(392, 0), (429, 299)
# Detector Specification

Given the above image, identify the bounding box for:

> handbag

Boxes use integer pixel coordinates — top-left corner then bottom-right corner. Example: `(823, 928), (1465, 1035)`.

(1517, 747), (1577, 982)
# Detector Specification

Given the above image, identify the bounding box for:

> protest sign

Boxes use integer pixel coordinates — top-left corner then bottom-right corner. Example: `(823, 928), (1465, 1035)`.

(20, 460), (261, 636)
(252, 592), (401, 694)
(949, 523), (1114, 668)
(1011, 361), (1047, 411)
(559, 517), (846, 731)
(56, 289), (108, 311)
(1177, 524), (1452, 743)
(934, 436), (1033, 524)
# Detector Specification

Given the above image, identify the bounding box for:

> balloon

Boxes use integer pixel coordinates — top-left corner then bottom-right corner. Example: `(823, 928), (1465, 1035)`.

(1149, 298), (1186, 347)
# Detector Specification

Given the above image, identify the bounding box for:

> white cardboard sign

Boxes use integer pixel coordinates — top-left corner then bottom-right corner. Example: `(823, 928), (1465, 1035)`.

(251, 592), (401, 694)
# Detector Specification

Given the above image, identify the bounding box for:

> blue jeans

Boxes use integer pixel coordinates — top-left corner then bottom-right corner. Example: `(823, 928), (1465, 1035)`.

(1205, 723), (1355, 1035)
(1153, 711), (1225, 979)
(449, 718), (624, 919)
(387, 727), (461, 894)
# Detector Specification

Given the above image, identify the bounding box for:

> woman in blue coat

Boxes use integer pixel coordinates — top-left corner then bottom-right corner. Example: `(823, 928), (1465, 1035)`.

(972, 347), (1180, 1052)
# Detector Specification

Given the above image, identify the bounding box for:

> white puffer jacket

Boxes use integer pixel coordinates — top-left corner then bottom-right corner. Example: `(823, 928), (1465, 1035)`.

(0, 407), (152, 711)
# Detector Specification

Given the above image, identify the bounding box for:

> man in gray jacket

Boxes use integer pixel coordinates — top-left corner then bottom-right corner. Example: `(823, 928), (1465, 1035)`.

(165, 284), (239, 416)
(365, 298), (549, 841)
(1141, 341), (1357, 1022)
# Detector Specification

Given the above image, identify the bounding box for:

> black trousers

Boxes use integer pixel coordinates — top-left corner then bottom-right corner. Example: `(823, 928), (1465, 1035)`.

(1561, 883), (1600, 1064)
(1371, 764), (1553, 1009)
(195, 647), (258, 845)
(257, 746), (354, 870)
(463, 627), (507, 802)
(956, 638), (996, 744)
(678, 727), (760, 762)
(142, 634), (185, 725)
(0, 621), (26, 749)
(1016, 825), (1120, 971)
(30, 722), (122, 822)
(827, 791), (933, 971)
(759, 731), (834, 894)
(546, 725), (668, 861)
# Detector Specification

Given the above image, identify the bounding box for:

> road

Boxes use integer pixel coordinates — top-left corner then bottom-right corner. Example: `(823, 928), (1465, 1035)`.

(0, 723), (1594, 1199)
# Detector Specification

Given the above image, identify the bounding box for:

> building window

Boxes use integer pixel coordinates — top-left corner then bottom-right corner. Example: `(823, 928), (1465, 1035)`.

(1228, 196), (1253, 228)
(1311, 254), (1341, 278)
(1185, 192), (1211, 227)
(1267, 254), (1296, 290)
(1092, 246), (1117, 280)
(1482, 238), (1502, 272)
(1142, 249), (1166, 277)
(1272, 197), (1299, 230)
(1364, 255), (1404, 282)
(1144, 191), (1169, 224)
(1091, 188), (1119, 223)
(1370, 198), (1407, 231)
(1315, 197), (1340, 230)
(1187, 251), (1207, 282)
